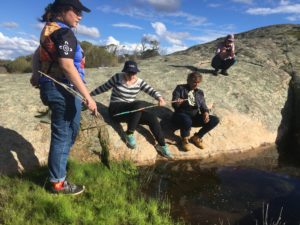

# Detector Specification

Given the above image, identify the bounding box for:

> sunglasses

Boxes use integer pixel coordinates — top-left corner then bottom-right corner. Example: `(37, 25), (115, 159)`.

(71, 7), (82, 16)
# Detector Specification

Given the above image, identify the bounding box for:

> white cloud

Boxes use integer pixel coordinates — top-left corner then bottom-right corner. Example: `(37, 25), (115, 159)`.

(106, 36), (120, 46)
(97, 5), (207, 27)
(0, 32), (39, 59)
(280, 0), (290, 6)
(208, 3), (221, 8)
(151, 22), (189, 46)
(98, 5), (153, 19)
(231, 0), (253, 4)
(286, 14), (300, 21)
(0, 22), (18, 29)
(112, 23), (143, 30)
(0, 50), (14, 60)
(138, 0), (181, 12)
(246, 3), (300, 15)
(169, 12), (207, 26)
(35, 22), (45, 30)
(76, 24), (100, 38)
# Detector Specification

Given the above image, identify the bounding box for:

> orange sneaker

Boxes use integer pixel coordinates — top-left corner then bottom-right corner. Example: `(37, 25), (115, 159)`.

(51, 180), (85, 195)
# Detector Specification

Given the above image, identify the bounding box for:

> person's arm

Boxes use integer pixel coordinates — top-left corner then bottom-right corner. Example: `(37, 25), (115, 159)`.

(90, 74), (116, 96)
(140, 80), (163, 100)
(58, 58), (97, 112)
(140, 80), (165, 106)
(30, 47), (41, 87)
(230, 43), (235, 58)
(52, 28), (97, 113)
(172, 85), (182, 109)
(198, 91), (210, 123)
(172, 85), (190, 110)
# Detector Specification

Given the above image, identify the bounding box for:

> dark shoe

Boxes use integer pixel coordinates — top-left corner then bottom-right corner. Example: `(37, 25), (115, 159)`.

(51, 180), (85, 195)
(212, 69), (219, 76)
(221, 70), (229, 76)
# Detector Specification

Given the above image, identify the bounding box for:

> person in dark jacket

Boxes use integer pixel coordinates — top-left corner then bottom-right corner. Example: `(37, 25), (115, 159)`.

(171, 72), (219, 151)
(211, 34), (236, 76)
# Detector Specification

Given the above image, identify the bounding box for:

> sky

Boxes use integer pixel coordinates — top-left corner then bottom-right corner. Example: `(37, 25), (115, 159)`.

(0, 0), (299, 60)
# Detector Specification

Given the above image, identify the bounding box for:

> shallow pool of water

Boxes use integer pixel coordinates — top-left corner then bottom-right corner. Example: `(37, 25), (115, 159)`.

(141, 146), (300, 225)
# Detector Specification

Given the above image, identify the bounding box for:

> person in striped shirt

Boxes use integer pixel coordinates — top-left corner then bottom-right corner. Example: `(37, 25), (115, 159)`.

(90, 61), (172, 158)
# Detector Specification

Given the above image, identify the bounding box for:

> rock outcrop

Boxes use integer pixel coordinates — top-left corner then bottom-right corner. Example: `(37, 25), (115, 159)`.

(1, 24), (299, 174)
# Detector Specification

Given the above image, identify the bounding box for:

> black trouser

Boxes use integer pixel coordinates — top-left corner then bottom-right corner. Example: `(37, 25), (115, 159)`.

(109, 101), (165, 146)
(211, 55), (236, 71)
(172, 112), (219, 138)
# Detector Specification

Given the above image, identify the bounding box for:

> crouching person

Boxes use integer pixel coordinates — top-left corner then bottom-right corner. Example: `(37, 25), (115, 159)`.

(211, 34), (236, 76)
(171, 72), (219, 151)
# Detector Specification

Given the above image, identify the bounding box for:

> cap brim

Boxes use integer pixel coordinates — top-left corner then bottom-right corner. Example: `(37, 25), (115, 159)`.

(80, 4), (91, 12)
(81, 5), (91, 12)
(78, 2), (91, 12)
(122, 69), (140, 73)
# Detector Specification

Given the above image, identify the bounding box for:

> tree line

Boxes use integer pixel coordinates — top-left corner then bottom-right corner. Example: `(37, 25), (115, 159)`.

(0, 38), (161, 74)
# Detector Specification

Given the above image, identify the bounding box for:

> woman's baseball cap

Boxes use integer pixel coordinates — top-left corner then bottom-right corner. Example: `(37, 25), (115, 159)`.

(226, 34), (234, 42)
(53, 0), (91, 12)
(122, 61), (140, 73)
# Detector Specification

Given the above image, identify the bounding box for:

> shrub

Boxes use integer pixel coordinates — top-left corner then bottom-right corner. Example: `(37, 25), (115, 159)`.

(6, 56), (32, 73)
(81, 41), (118, 68)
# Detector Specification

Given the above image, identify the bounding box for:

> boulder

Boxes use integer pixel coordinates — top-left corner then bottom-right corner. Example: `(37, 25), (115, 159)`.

(1, 24), (299, 174)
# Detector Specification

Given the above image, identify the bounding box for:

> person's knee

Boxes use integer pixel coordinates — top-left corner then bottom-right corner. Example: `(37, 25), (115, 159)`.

(132, 101), (145, 110)
(209, 115), (220, 126)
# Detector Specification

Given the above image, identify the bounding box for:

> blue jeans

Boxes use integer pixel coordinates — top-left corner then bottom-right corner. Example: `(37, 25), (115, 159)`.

(40, 82), (81, 182)
(172, 112), (219, 138)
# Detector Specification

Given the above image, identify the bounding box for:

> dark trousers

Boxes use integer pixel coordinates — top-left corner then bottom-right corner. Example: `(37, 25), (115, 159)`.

(172, 112), (219, 138)
(109, 101), (165, 146)
(211, 55), (236, 71)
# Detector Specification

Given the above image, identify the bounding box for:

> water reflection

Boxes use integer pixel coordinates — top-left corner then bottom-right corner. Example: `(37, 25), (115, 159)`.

(140, 147), (300, 225)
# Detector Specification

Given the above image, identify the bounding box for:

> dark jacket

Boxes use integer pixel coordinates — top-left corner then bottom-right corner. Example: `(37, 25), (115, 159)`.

(172, 84), (209, 116)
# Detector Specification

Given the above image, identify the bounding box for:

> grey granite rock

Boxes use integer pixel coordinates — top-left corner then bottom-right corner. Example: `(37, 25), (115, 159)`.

(0, 24), (299, 173)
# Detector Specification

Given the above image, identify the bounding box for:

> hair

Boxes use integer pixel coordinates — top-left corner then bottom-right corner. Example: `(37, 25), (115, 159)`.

(187, 72), (202, 83)
(39, 3), (73, 22)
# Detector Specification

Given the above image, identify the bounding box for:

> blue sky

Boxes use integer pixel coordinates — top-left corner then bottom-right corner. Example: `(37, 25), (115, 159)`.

(0, 0), (299, 59)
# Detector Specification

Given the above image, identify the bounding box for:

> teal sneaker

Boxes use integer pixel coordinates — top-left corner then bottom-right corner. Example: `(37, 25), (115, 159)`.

(125, 133), (136, 149)
(156, 144), (173, 159)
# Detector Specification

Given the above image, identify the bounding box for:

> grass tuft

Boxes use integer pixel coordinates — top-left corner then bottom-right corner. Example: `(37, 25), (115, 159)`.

(0, 161), (180, 225)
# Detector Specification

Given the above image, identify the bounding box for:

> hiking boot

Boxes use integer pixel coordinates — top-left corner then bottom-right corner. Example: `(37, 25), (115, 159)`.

(125, 133), (136, 149)
(51, 180), (85, 195)
(212, 69), (219, 76)
(182, 137), (193, 152)
(221, 70), (229, 76)
(156, 144), (173, 159)
(190, 134), (205, 149)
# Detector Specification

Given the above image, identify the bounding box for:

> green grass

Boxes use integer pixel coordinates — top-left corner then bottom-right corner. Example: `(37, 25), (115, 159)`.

(0, 161), (180, 225)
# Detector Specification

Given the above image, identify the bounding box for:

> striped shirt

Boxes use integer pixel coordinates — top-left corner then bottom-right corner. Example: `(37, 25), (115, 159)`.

(90, 73), (162, 103)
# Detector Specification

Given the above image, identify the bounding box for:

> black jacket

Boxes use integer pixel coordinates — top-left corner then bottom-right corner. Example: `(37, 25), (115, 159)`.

(172, 84), (209, 116)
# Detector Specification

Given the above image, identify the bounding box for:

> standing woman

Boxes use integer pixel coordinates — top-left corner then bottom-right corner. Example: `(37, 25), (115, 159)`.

(30, 0), (97, 195)
(90, 61), (173, 158)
